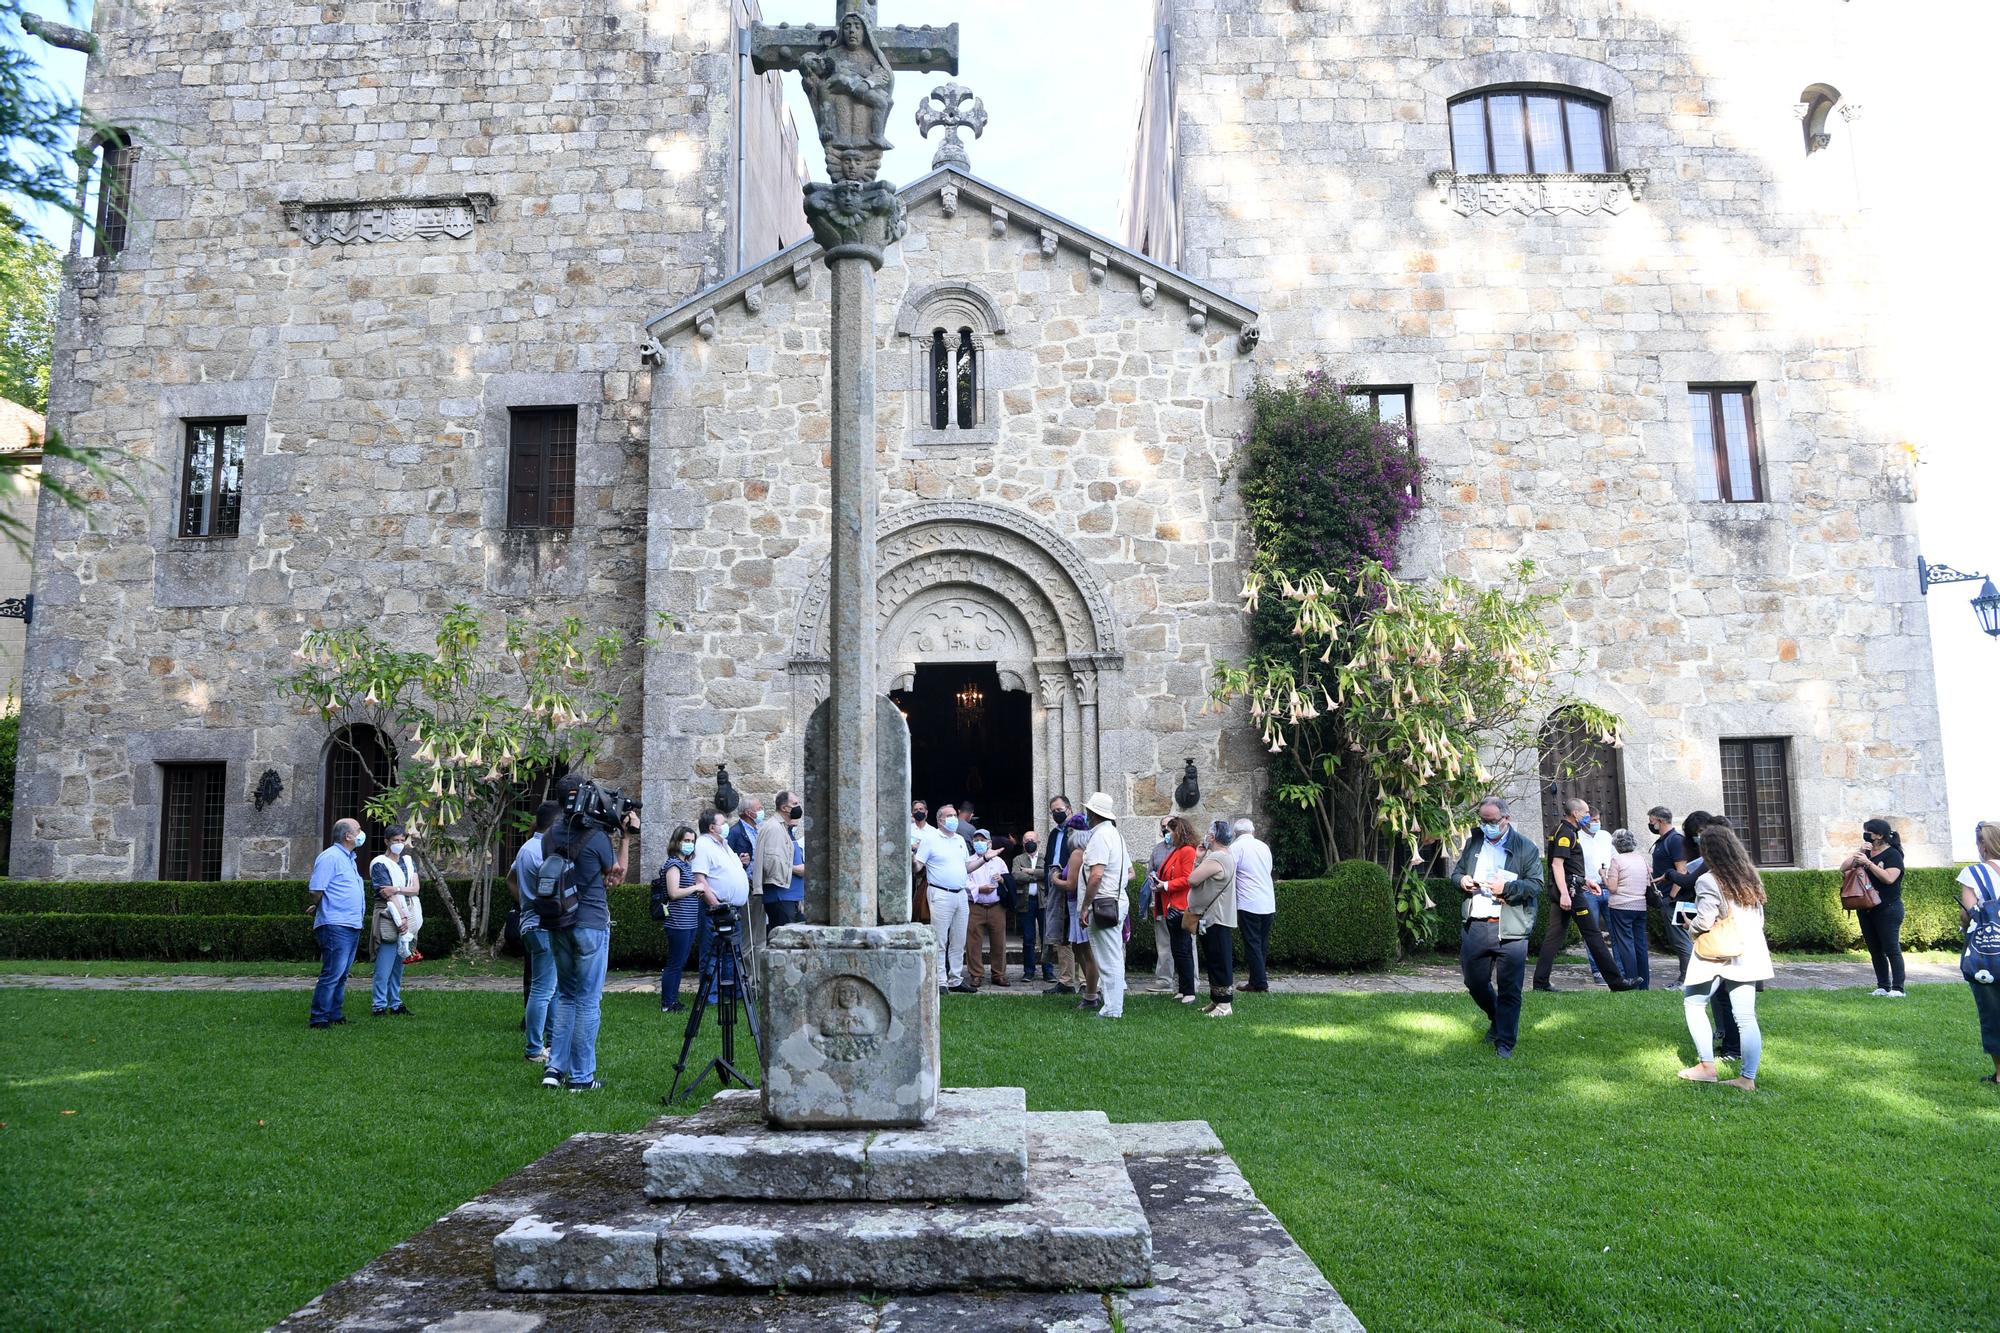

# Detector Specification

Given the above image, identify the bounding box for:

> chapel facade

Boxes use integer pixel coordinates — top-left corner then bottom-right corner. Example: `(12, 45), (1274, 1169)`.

(12, 0), (1951, 881)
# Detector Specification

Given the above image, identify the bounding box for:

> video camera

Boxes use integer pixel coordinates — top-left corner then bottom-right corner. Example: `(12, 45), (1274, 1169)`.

(564, 777), (642, 833)
(707, 901), (740, 936)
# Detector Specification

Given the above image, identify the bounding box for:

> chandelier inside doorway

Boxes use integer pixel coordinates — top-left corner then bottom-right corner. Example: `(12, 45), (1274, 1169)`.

(953, 680), (985, 712)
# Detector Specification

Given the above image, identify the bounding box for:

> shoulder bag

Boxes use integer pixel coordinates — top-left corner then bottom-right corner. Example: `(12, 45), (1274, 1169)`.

(1839, 863), (1880, 912)
(1693, 900), (1745, 963)
(1962, 863), (2000, 985)
(1088, 828), (1127, 930)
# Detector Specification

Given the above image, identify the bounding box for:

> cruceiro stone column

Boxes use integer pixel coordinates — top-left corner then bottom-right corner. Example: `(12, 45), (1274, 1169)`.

(750, 0), (957, 1129)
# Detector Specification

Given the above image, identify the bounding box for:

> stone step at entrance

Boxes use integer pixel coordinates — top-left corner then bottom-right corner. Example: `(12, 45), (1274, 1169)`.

(496, 1108), (1150, 1294)
(642, 1086), (1028, 1202)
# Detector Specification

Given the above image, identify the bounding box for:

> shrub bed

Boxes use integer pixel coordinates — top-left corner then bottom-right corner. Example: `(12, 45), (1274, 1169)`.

(1419, 866), (1968, 958)
(1125, 861), (1397, 971)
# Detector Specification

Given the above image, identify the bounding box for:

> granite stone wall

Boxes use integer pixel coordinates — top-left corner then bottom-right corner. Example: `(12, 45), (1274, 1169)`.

(1130, 0), (1949, 864)
(14, 1), (779, 879)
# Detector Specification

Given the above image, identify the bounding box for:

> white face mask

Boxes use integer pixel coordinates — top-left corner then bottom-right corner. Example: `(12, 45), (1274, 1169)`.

(352, 830), (367, 849)
(389, 841), (407, 857)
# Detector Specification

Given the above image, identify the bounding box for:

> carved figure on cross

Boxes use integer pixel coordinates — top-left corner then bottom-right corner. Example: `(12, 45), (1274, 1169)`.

(750, 1), (960, 185)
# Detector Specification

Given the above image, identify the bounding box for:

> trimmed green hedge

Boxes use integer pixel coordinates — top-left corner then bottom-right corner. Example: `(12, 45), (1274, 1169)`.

(1420, 866), (1968, 957)
(0, 913), (322, 961)
(1124, 860), (1397, 971)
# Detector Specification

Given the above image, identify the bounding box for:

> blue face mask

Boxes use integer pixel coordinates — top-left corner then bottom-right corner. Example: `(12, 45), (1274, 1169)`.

(973, 840), (989, 854)
(1580, 816), (1596, 831)
(943, 816), (960, 835)
(1481, 821), (1505, 841)
(353, 830), (367, 849)
(679, 840), (696, 857)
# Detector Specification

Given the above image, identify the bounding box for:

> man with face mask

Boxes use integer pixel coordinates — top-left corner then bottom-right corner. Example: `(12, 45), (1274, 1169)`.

(1533, 797), (1631, 992)
(306, 818), (369, 1030)
(1145, 818), (1179, 992)
(1448, 797), (1544, 1058)
(756, 789), (806, 934)
(1010, 829), (1046, 983)
(915, 802), (975, 993)
(964, 828), (1010, 988)
(1042, 795), (1077, 995)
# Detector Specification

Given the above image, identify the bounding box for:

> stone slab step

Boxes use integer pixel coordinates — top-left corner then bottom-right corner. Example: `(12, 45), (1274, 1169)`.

(643, 1086), (1028, 1202)
(495, 1109), (1150, 1293)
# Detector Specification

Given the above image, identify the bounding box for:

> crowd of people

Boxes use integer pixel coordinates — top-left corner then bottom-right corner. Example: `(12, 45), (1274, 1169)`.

(300, 780), (2000, 1094)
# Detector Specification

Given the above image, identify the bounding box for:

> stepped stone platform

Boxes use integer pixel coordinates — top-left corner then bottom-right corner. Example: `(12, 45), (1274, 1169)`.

(641, 1087), (1028, 1202)
(274, 1115), (1364, 1332)
(501, 1107), (1146, 1292)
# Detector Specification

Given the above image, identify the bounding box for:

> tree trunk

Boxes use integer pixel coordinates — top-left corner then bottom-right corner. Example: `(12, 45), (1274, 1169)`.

(415, 848), (468, 944)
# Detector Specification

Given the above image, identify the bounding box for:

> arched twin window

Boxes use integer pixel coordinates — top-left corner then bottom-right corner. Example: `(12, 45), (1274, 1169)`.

(1449, 87), (1611, 175)
(927, 326), (980, 431)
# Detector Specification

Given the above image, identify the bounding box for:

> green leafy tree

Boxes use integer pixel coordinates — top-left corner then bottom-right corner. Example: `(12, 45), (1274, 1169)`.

(281, 607), (632, 949)
(1213, 559), (1621, 871)
(0, 204), (60, 411)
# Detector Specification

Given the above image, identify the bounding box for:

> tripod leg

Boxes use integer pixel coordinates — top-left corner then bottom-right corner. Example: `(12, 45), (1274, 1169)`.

(666, 948), (722, 1104)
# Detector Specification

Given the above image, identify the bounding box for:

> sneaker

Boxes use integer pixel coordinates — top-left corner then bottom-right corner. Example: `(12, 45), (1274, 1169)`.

(1205, 1002), (1233, 1018)
(565, 1078), (605, 1093)
(390, 1005), (412, 1016)
(1095, 1010), (1122, 1020)
(948, 982), (976, 994)
(1043, 983), (1076, 996)
(1870, 988), (1890, 996)
(1077, 997), (1101, 1011)
(371, 1009), (389, 1018)
(1496, 1044), (1515, 1060)
(309, 1020), (331, 1029)
(662, 1002), (686, 1014)
(1532, 983), (1556, 993)
(1886, 989), (1906, 998)
(526, 1051), (548, 1064)
(1179, 994), (1200, 1005)
(541, 1069), (563, 1089)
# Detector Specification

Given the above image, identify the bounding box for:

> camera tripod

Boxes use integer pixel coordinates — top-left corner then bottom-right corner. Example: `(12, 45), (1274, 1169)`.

(665, 919), (762, 1105)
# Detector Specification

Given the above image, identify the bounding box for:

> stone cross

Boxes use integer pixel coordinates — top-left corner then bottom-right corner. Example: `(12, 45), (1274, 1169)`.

(752, 3), (960, 1131)
(916, 83), (988, 171)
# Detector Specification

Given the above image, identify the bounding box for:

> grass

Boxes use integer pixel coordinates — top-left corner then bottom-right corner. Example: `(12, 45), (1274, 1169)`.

(3, 984), (1995, 1331)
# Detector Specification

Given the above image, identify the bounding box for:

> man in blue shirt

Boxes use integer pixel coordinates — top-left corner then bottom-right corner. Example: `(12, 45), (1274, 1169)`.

(306, 819), (368, 1029)
(544, 798), (632, 1093)
(511, 801), (562, 1063)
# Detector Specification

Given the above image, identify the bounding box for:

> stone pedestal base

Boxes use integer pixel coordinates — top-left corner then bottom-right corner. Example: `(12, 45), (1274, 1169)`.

(759, 923), (939, 1129)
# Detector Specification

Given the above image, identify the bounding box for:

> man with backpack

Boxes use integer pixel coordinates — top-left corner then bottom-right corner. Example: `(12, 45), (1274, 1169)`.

(536, 780), (634, 1093)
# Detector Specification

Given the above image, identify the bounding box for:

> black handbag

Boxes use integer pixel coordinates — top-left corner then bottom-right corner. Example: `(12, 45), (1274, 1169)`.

(1089, 894), (1121, 930)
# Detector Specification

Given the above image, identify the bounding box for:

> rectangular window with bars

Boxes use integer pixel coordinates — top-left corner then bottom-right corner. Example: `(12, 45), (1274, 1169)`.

(92, 131), (134, 259)
(1688, 385), (1764, 503)
(1346, 385), (1420, 499)
(506, 406), (579, 530)
(1719, 737), (1795, 866)
(179, 419), (246, 538)
(160, 762), (227, 881)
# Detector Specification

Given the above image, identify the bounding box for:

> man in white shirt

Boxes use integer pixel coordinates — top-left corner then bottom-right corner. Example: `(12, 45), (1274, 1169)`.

(1232, 817), (1277, 993)
(964, 829), (1010, 989)
(1080, 792), (1133, 1019)
(915, 802), (976, 993)
(690, 808), (751, 1005)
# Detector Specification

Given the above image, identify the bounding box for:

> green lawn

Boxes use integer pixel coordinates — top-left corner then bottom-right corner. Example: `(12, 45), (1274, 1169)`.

(2, 983), (1993, 1331)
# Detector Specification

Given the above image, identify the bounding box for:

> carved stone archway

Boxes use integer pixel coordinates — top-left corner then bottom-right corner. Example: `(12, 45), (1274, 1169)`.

(789, 501), (1124, 819)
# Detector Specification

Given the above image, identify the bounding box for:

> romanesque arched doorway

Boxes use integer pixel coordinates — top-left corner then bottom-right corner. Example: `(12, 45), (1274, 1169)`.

(789, 501), (1123, 844)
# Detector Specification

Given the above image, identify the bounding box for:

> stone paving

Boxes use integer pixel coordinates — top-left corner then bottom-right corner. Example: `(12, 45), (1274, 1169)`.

(0, 957), (1960, 994)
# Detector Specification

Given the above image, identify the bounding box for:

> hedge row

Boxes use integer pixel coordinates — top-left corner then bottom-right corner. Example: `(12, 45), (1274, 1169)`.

(0, 913), (323, 961)
(1420, 867), (1969, 955)
(1123, 860), (1398, 971)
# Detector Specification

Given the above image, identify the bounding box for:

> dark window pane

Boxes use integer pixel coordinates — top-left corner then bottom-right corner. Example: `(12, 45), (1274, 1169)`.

(325, 725), (398, 848)
(930, 329), (949, 429)
(507, 407), (579, 529)
(1449, 99), (1490, 173)
(1526, 96), (1567, 172)
(1566, 99), (1609, 172)
(1488, 95), (1529, 174)
(1719, 738), (1795, 866)
(544, 411), (577, 529)
(160, 762), (226, 881)
(94, 133), (133, 258)
(181, 419), (246, 538)
(1720, 391), (1759, 502)
(216, 422), (244, 536)
(955, 327), (976, 429)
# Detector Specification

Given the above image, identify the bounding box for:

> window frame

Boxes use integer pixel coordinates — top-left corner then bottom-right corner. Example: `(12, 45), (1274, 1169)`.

(1688, 384), (1766, 504)
(90, 129), (135, 260)
(505, 405), (580, 531)
(1448, 86), (1614, 175)
(323, 725), (398, 850)
(1718, 737), (1796, 867)
(178, 417), (247, 540)
(1345, 384), (1420, 500)
(159, 761), (227, 881)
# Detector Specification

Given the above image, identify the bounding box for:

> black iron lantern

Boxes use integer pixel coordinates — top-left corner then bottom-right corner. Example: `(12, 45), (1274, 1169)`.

(1174, 758), (1200, 811)
(1974, 578), (2000, 639)
(714, 764), (740, 815)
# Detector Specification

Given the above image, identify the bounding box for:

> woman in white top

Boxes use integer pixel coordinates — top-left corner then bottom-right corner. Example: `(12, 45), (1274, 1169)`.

(1677, 824), (1774, 1092)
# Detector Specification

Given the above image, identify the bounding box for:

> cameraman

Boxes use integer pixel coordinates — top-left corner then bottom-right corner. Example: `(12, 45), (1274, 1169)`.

(691, 807), (752, 1004)
(544, 779), (634, 1094)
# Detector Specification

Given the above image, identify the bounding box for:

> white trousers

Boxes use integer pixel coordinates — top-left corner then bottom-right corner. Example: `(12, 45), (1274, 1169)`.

(928, 886), (968, 988)
(1090, 923), (1127, 1018)
(1152, 916), (1176, 983)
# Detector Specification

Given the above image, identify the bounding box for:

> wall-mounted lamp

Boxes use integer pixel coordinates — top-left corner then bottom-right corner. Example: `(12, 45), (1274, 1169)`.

(1174, 758), (1201, 810)
(1918, 556), (2000, 639)
(714, 764), (740, 815)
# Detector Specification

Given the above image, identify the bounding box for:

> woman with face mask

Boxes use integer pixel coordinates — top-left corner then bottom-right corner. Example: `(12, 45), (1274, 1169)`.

(1052, 812), (1099, 1009)
(653, 824), (703, 1012)
(1842, 817), (1908, 997)
(369, 825), (419, 1018)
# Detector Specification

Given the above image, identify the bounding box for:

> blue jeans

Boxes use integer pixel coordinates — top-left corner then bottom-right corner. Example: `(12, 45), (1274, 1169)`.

(549, 927), (610, 1083)
(1608, 908), (1650, 989)
(1017, 891), (1045, 978)
(522, 927), (556, 1056)
(659, 924), (697, 1008)
(370, 936), (404, 1013)
(311, 924), (361, 1025)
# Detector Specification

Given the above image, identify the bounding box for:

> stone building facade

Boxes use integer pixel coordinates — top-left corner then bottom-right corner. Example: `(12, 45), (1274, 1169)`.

(12, 1), (809, 879)
(1125, 0), (1951, 863)
(12, 0), (1952, 881)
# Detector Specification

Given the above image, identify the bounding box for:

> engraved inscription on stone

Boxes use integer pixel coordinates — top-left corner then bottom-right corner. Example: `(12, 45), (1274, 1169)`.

(809, 973), (890, 1062)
